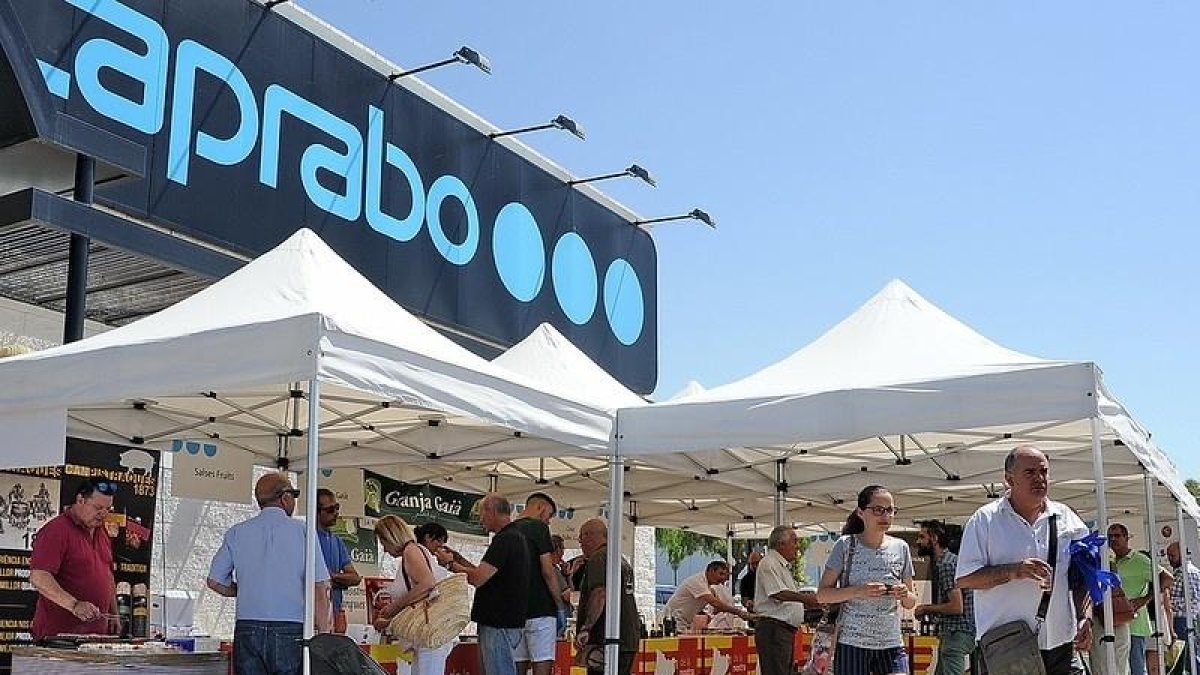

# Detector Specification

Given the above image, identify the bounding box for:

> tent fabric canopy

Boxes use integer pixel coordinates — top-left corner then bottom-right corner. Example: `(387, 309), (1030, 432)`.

(0, 229), (615, 469)
(616, 280), (1200, 520)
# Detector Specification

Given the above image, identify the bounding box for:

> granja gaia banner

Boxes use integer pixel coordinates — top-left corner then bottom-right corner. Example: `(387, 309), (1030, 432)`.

(1, 0), (658, 392)
(363, 470), (485, 537)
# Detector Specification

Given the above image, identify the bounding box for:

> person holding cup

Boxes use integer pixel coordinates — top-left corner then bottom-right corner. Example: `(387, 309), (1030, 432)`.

(816, 484), (916, 675)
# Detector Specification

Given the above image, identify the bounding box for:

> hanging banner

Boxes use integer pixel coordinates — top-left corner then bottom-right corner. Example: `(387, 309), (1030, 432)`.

(168, 439), (256, 505)
(298, 468), (366, 517)
(0, 439), (160, 665)
(63, 438), (161, 589)
(364, 471), (485, 537)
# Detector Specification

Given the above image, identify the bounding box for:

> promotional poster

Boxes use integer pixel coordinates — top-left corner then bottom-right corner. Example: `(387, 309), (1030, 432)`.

(0, 438), (160, 662)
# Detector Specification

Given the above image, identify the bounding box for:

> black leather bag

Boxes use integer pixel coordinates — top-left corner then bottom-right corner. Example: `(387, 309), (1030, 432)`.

(978, 514), (1057, 675)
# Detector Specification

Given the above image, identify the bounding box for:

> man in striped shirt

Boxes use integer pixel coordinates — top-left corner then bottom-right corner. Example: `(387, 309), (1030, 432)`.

(1167, 541), (1200, 671)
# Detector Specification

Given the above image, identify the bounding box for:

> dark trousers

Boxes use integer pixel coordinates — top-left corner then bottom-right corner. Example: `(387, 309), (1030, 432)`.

(755, 617), (797, 675)
(587, 651), (636, 675)
(979, 642), (1083, 675)
(233, 620), (303, 675)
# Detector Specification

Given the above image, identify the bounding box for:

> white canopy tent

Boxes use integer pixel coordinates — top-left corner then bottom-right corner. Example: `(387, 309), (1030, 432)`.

(0, 228), (630, 654)
(604, 280), (1199, 675)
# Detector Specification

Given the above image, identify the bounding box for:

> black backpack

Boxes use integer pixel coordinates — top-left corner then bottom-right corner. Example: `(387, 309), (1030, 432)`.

(307, 634), (390, 675)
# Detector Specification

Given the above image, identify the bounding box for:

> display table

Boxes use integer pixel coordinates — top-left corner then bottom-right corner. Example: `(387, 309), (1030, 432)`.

(353, 633), (944, 675)
(11, 646), (228, 675)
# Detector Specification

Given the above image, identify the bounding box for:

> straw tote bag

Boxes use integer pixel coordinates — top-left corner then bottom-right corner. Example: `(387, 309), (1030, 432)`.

(387, 545), (469, 649)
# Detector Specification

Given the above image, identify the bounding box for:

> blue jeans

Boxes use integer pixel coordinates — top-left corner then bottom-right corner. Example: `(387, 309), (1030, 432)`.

(1129, 634), (1146, 675)
(1175, 617), (1199, 673)
(478, 624), (522, 675)
(233, 620), (303, 675)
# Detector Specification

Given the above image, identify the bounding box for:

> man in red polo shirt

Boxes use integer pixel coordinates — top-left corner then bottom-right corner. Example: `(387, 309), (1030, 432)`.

(29, 478), (119, 640)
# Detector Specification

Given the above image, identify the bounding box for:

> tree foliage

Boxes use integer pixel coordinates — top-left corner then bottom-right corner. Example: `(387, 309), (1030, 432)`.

(1187, 479), (1200, 500)
(654, 528), (809, 586)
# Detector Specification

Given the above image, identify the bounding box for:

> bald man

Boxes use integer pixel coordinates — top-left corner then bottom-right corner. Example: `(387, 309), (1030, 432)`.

(437, 494), (531, 675)
(574, 518), (640, 675)
(957, 446), (1091, 675)
(208, 473), (332, 675)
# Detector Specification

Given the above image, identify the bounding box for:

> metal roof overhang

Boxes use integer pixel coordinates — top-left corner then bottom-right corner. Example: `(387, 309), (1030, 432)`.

(0, 188), (245, 327)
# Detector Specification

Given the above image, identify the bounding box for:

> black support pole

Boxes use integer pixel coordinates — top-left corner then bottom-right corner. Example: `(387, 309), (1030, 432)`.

(63, 154), (95, 344)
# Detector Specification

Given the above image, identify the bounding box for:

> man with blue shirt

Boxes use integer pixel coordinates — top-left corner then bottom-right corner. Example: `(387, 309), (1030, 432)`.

(208, 473), (332, 675)
(316, 488), (361, 634)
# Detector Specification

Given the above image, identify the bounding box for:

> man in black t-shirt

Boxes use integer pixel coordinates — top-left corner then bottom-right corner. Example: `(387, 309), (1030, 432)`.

(511, 492), (566, 675)
(438, 494), (530, 675)
(575, 518), (640, 675)
(739, 551), (763, 611)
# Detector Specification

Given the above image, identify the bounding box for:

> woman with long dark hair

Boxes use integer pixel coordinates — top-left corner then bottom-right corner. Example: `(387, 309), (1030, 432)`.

(815, 485), (916, 675)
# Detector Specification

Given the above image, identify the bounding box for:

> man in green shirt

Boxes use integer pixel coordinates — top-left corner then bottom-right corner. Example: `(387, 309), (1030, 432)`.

(575, 518), (640, 675)
(1110, 523), (1155, 675)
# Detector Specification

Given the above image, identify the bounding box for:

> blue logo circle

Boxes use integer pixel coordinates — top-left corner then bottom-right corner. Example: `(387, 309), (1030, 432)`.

(603, 259), (644, 346)
(552, 232), (597, 325)
(492, 203), (545, 302)
(426, 175), (479, 266)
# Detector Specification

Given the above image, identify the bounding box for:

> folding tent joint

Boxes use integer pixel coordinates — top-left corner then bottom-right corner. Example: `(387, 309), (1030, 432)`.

(895, 458), (912, 466)
(288, 428), (303, 437)
(132, 401), (146, 411)
(946, 474), (961, 481)
(289, 389), (304, 399)
(130, 436), (144, 444)
(706, 468), (719, 475)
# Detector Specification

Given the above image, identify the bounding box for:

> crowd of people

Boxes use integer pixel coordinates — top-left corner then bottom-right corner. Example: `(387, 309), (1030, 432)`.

(181, 443), (1200, 675)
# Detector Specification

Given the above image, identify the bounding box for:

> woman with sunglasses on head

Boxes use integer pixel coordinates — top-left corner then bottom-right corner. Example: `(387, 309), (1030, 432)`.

(375, 515), (454, 675)
(816, 485), (916, 675)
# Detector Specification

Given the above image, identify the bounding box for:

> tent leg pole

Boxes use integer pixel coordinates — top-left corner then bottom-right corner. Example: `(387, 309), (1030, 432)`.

(726, 525), (734, 594)
(1179, 504), (1196, 669)
(1145, 471), (1167, 675)
(775, 459), (787, 526)
(604, 412), (626, 675)
(303, 378), (320, 675)
(1091, 418), (1118, 675)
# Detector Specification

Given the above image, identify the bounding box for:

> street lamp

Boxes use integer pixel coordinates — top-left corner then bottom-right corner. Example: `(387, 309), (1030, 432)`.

(634, 208), (716, 229)
(490, 115), (585, 141)
(387, 46), (491, 80)
(569, 164), (656, 188)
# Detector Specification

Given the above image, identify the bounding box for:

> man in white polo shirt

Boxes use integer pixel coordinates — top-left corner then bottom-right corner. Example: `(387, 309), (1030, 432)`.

(956, 445), (1092, 675)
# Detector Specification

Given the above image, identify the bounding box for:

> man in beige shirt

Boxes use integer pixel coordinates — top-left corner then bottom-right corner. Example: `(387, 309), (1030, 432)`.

(754, 526), (819, 675)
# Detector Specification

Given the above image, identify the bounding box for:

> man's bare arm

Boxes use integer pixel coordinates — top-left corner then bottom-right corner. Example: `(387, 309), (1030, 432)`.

(957, 558), (1049, 590)
(769, 589), (819, 606)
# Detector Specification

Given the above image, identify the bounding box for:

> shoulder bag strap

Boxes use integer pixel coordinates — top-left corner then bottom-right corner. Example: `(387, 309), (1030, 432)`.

(833, 536), (858, 626)
(1036, 513), (1058, 622)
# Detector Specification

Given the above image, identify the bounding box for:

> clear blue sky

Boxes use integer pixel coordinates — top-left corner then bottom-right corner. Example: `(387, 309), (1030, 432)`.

(296, 1), (1200, 477)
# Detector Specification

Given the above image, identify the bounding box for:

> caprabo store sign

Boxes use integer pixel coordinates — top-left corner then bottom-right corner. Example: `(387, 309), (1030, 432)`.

(4, 0), (657, 392)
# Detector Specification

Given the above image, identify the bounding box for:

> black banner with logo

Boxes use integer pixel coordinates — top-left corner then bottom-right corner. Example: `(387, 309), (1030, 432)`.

(363, 471), (485, 537)
(0, 438), (159, 668)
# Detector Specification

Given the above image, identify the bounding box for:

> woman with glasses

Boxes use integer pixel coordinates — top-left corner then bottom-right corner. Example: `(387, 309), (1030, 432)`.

(816, 485), (916, 675)
(374, 515), (454, 675)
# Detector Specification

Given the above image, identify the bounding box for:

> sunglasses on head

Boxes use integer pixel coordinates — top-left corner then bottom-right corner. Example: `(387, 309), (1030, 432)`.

(279, 488), (301, 499)
(83, 480), (118, 496)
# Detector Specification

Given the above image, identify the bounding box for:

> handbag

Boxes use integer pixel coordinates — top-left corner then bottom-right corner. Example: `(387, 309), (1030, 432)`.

(801, 535), (857, 675)
(1107, 586), (1135, 626)
(978, 514), (1057, 675)
(387, 544), (469, 649)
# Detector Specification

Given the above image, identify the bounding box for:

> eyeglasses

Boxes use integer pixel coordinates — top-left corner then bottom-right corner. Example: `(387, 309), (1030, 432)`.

(864, 505), (898, 516)
(319, 504), (341, 514)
